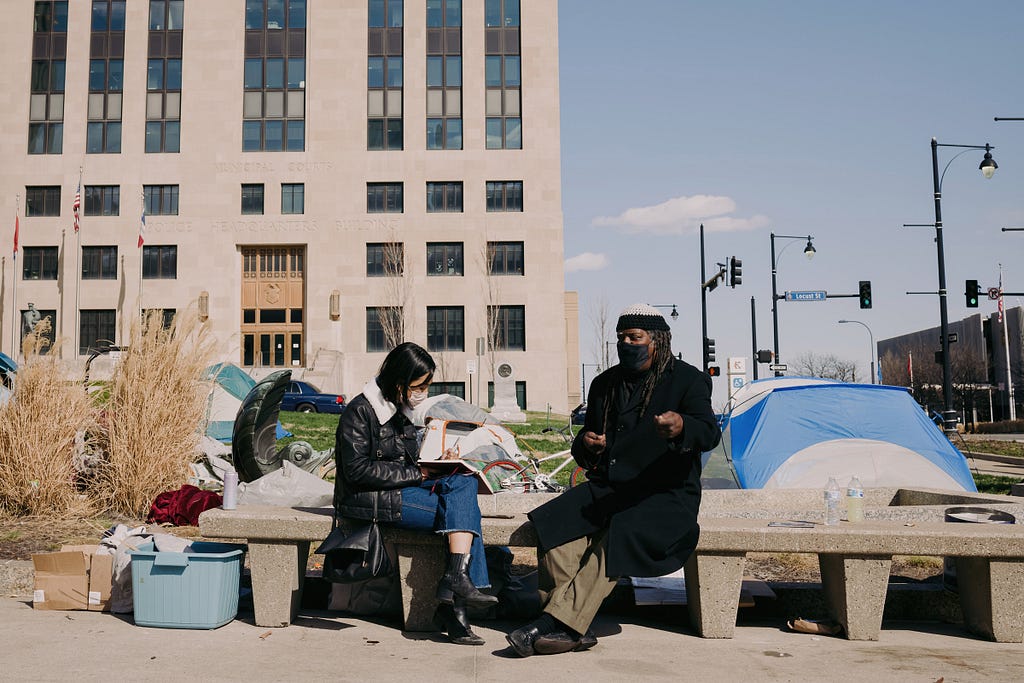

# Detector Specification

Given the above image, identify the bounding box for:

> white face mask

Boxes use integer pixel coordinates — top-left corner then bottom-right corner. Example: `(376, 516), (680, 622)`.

(406, 388), (429, 408)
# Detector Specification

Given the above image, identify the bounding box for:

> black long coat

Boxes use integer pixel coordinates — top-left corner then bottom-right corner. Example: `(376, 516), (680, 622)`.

(528, 358), (720, 577)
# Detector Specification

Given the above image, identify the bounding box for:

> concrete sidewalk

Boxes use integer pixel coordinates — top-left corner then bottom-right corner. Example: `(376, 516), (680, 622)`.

(3, 597), (1019, 682)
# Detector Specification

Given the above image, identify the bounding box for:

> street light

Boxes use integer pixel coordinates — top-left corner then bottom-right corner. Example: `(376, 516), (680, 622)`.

(648, 304), (679, 321)
(927, 138), (997, 432)
(838, 319), (875, 385)
(770, 233), (816, 376)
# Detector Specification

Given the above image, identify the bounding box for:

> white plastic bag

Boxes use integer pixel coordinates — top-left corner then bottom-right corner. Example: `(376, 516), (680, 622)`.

(238, 460), (334, 507)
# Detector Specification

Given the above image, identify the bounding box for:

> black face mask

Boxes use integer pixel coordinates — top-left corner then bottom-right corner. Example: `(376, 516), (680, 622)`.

(617, 340), (651, 372)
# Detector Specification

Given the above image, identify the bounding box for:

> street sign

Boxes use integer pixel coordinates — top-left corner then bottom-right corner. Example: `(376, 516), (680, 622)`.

(732, 377), (745, 389)
(948, 333), (958, 343)
(988, 287), (1001, 300)
(785, 290), (827, 302)
(769, 364), (788, 371)
(466, 359), (477, 375)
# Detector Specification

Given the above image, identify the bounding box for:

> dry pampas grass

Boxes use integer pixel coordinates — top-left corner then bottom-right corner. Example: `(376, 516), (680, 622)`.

(90, 307), (217, 517)
(0, 320), (98, 517)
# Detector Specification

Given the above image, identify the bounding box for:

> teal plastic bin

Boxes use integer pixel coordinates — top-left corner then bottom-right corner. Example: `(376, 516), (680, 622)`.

(130, 541), (244, 629)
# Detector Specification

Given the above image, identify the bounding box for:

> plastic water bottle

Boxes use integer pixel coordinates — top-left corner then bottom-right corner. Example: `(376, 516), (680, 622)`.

(222, 469), (239, 510)
(846, 476), (865, 523)
(824, 477), (841, 525)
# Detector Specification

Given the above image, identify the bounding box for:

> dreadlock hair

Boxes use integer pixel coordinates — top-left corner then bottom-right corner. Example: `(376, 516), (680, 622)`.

(602, 328), (674, 431)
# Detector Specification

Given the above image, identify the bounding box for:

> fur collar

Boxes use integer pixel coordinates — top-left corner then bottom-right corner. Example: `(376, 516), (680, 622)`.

(360, 378), (446, 426)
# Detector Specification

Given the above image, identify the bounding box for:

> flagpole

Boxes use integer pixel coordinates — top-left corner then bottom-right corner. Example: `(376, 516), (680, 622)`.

(73, 167), (82, 358)
(999, 264), (1015, 421)
(138, 189), (145, 319)
(11, 195), (20, 357)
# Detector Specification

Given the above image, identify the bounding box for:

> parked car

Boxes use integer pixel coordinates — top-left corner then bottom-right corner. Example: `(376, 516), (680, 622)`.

(280, 380), (346, 414)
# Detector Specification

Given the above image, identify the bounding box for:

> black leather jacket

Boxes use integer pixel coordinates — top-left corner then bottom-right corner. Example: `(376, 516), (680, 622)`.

(333, 394), (424, 522)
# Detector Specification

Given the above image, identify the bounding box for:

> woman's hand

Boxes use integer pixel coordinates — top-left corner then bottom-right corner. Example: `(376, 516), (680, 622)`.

(654, 411), (684, 440)
(582, 430), (607, 455)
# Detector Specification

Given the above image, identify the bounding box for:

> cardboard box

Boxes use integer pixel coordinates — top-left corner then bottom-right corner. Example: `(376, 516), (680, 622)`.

(31, 545), (113, 612)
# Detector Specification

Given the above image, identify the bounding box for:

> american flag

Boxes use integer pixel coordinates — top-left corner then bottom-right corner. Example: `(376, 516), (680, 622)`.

(12, 214), (18, 260)
(137, 206), (146, 248)
(72, 181), (81, 232)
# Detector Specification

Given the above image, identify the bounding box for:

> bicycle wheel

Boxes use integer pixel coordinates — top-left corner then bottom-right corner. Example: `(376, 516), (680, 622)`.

(569, 466), (588, 488)
(481, 459), (533, 491)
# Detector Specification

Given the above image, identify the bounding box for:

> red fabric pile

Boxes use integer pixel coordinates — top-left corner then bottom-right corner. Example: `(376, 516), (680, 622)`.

(147, 485), (223, 526)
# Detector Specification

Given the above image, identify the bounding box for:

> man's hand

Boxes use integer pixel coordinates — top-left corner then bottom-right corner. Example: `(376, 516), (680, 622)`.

(654, 411), (684, 440)
(582, 430), (607, 455)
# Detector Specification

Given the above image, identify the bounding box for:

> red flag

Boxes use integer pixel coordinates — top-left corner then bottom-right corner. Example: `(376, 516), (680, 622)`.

(72, 181), (81, 232)
(907, 351), (914, 385)
(12, 214), (18, 260)
(137, 207), (146, 248)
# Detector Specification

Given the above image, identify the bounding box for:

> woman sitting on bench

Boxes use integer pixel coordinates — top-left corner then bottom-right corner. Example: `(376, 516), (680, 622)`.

(334, 341), (495, 645)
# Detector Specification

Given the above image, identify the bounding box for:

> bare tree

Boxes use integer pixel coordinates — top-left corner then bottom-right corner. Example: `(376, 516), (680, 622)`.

(478, 240), (503, 383)
(380, 240), (408, 350)
(587, 294), (612, 368)
(790, 351), (859, 382)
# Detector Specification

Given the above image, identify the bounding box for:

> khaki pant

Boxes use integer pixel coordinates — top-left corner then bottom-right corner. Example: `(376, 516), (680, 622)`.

(537, 529), (618, 634)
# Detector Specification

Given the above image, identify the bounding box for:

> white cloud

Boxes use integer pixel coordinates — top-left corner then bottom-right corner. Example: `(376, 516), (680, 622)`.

(591, 194), (769, 235)
(564, 252), (609, 272)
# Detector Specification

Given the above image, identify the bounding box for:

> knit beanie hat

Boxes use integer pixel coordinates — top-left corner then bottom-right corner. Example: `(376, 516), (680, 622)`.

(615, 303), (670, 332)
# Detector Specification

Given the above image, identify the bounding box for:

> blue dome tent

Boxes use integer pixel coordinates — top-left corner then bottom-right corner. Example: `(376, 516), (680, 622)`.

(705, 377), (976, 492)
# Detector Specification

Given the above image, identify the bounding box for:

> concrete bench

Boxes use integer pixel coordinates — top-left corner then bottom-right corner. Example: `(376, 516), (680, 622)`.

(200, 498), (1024, 643)
(688, 517), (1024, 642)
(198, 504), (537, 631)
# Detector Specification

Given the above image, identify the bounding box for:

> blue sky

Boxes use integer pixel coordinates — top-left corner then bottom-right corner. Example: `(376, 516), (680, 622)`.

(558, 0), (1024, 403)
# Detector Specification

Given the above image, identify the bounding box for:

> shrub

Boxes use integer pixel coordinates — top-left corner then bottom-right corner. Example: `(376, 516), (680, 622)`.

(90, 308), (216, 517)
(0, 320), (99, 517)
(975, 420), (1024, 434)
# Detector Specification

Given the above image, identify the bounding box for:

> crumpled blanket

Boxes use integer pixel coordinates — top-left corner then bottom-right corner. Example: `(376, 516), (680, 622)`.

(147, 484), (223, 526)
(101, 524), (192, 613)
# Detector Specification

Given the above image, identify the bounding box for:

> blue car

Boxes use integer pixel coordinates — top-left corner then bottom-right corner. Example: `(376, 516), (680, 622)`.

(280, 380), (346, 414)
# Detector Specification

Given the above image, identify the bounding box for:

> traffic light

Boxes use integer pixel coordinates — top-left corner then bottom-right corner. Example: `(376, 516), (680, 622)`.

(756, 349), (773, 364)
(729, 257), (742, 287)
(858, 280), (872, 309)
(704, 337), (716, 363)
(965, 279), (979, 308)
(707, 366), (721, 377)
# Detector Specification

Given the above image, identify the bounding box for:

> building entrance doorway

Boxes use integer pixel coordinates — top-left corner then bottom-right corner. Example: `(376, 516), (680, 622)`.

(241, 246), (305, 367)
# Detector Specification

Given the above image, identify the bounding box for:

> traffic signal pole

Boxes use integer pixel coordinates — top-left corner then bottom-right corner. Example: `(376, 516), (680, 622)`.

(700, 224), (708, 371)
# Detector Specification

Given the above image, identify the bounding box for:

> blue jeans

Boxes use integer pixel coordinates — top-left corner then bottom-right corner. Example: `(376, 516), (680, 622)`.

(394, 473), (490, 588)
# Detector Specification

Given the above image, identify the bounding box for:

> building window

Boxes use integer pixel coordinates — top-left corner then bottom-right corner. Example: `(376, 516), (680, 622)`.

(426, 0), (462, 150)
(145, 1), (183, 154)
(21, 307), (57, 353)
(366, 242), (404, 277)
(143, 308), (176, 330)
(484, 0), (521, 149)
(366, 306), (403, 352)
(24, 186), (61, 217)
(486, 180), (523, 211)
(87, 1), (125, 155)
(282, 183), (304, 214)
(427, 306), (464, 352)
(488, 304), (525, 351)
(81, 246), (118, 279)
(242, 0), (306, 151)
(368, 0), (403, 150)
(426, 242), (463, 276)
(142, 245), (177, 279)
(80, 309), (116, 355)
(242, 184), (265, 214)
(22, 247), (59, 280)
(366, 182), (403, 213)
(29, 2), (68, 154)
(426, 181), (463, 212)
(143, 184), (179, 215)
(487, 380), (526, 410)
(429, 381), (465, 399)
(487, 241), (524, 275)
(83, 185), (120, 216)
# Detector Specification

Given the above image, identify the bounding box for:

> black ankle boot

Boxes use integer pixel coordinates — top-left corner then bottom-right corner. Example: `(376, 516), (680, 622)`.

(433, 602), (485, 646)
(436, 553), (498, 607)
